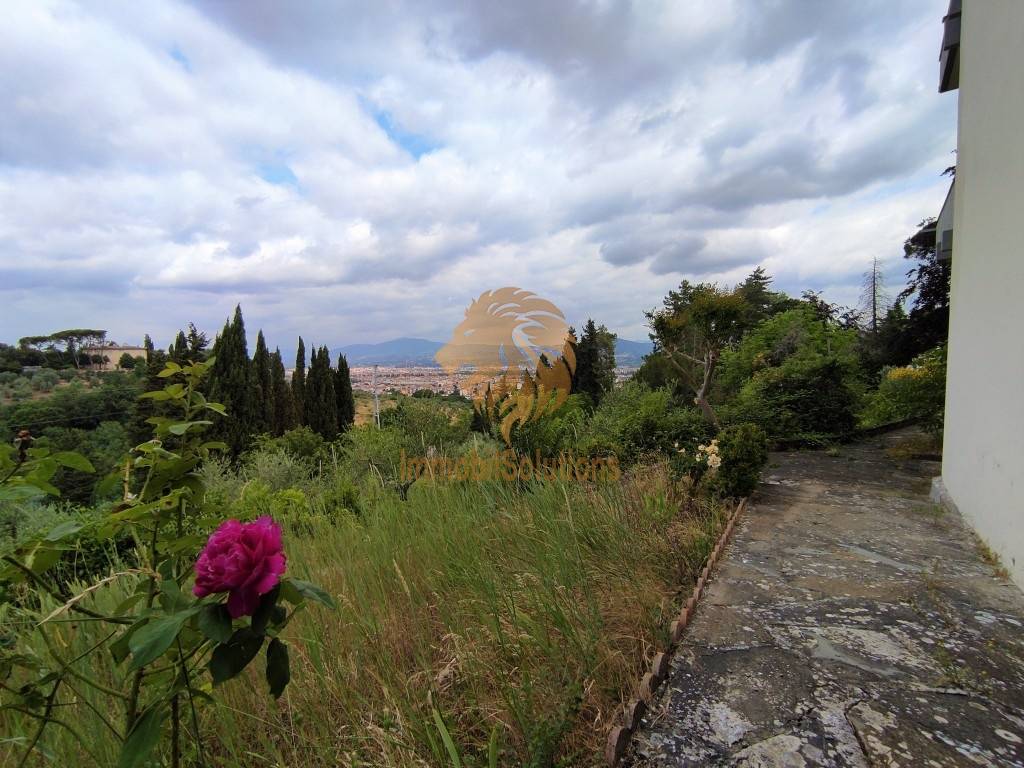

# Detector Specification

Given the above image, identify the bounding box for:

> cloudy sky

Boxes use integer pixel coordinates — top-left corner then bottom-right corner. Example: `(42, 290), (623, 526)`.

(1, 0), (956, 353)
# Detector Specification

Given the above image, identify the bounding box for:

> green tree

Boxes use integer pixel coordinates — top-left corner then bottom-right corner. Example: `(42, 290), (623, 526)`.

(335, 353), (355, 432)
(270, 348), (297, 435)
(897, 219), (951, 359)
(647, 282), (749, 428)
(169, 330), (189, 364)
(252, 330), (273, 435)
(736, 267), (799, 325)
(208, 305), (257, 455)
(574, 319), (616, 407)
(118, 352), (137, 370)
(304, 346), (337, 440)
(186, 322), (209, 360)
(292, 337), (306, 426)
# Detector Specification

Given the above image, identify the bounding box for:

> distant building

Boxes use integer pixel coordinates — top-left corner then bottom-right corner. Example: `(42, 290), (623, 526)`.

(83, 343), (148, 371)
(931, 0), (1024, 586)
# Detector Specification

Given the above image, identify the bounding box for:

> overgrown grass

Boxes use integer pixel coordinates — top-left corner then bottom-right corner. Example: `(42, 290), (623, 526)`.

(1, 464), (727, 766)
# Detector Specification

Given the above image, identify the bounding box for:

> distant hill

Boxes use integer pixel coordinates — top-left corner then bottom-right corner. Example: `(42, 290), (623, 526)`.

(613, 338), (653, 366)
(331, 338), (442, 366)
(332, 336), (653, 367)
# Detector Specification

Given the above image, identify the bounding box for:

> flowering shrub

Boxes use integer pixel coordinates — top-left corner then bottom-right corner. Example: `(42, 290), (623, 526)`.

(0, 359), (334, 768)
(861, 345), (946, 435)
(669, 438), (721, 487)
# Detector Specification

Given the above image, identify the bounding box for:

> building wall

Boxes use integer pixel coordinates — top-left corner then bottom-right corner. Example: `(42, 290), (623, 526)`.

(84, 346), (148, 371)
(942, 0), (1024, 585)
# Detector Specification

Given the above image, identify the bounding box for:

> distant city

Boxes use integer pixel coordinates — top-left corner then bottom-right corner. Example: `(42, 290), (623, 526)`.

(346, 365), (638, 396)
(317, 336), (651, 395)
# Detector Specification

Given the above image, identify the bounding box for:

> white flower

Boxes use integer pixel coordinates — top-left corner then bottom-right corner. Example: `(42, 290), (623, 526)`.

(707, 454), (722, 469)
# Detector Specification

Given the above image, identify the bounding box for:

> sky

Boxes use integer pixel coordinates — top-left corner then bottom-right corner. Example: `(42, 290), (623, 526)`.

(0, 0), (957, 353)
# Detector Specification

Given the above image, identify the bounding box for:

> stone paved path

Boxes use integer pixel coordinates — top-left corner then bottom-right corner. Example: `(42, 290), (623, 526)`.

(630, 432), (1024, 767)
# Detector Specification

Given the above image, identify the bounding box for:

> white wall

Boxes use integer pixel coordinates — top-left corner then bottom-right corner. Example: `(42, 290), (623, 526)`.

(942, 0), (1024, 585)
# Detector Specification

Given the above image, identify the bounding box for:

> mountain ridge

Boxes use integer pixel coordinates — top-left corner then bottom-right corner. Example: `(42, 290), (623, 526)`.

(330, 336), (652, 367)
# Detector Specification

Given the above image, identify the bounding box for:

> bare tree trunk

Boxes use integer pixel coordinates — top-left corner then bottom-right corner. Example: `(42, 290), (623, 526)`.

(693, 352), (720, 430)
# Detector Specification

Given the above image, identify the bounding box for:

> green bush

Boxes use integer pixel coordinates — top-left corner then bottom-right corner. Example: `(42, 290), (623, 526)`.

(734, 358), (858, 442)
(860, 345), (946, 434)
(251, 425), (327, 462)
(577, 382), (713, 465)
(379, 397), (471, 452)
(0, 372), (18, 386)
(711, 423), (768, 498)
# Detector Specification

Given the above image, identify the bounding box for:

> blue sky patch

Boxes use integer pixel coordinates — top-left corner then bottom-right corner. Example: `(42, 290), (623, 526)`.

(370, 108), (440, 159)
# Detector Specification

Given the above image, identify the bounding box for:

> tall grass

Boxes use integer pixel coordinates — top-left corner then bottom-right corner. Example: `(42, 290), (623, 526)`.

(1, 464), (726, 766)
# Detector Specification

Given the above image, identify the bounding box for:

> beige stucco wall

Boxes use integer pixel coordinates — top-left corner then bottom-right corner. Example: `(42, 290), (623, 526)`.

(942, 0), (1024, 585)
(85, 346), (148, 371)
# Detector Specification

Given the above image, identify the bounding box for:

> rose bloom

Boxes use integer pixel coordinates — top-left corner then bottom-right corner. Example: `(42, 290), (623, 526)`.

(193, 516), (287, 618)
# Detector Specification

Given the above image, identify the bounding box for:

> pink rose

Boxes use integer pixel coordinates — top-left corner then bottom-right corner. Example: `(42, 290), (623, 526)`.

(193, 516), (287, 618)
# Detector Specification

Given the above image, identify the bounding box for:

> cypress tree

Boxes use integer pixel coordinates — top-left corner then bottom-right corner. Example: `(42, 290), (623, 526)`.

(305, 346), (338, 440)
(170, 331), (188, 364)
(335, 353), (355, 432)
(292, 337), (306, 425)
(252, 330), (273, 435)
(270, 349), (297, 435)
(574, 319), (617, 407)
(208, 305), (257, 455)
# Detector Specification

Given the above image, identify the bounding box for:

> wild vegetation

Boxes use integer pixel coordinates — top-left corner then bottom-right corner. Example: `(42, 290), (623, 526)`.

(0, 219), (949, 765)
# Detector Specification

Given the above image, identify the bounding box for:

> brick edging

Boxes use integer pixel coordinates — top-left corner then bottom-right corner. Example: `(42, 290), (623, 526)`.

(605, 496), (749, 766)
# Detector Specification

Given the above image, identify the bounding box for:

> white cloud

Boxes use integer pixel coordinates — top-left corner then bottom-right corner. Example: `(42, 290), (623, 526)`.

(0, 0), (956, 353)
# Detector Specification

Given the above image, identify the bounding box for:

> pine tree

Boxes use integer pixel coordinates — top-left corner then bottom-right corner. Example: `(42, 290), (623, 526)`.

(252, 330), (273, 435)
(186, 322), (209, 360)
(304, 346), (338, 440)
(208, 305), (257, 455)
(270, 348), (297, 435)
(335, 353), (355, 432)
(292, 337), (306, 425)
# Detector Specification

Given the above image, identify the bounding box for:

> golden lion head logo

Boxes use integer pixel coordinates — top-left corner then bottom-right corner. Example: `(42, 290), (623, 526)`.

(435, 287), (576, 444)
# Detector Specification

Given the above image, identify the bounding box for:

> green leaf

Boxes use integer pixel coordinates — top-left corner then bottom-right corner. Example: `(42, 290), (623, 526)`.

(210, 629), (264, 684)
(204, 402), (227, 416)
(43, 520), (84, 542)
(51, 451), (95, 473)
(432, 704), (463, 768)
(265, 637), (290, 699)
(118, 705), (165, 768)
(251, 585), (280, 634)
(0, 484), (45, 502)
(488, 725), (500, 768)
(128, 609), (197, 671)
(197, 604), (233, 644)
(139, 390), (172, 401)
(167, 420), (213, 436)
(157, 361), (182, 377)
(157, 580), (191, 613)
(24, 477), (61, 497)
(280, 578), (336, 609)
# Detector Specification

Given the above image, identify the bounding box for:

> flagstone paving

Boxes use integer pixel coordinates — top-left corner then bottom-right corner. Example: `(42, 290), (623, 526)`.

(629, 432), (1024, 767)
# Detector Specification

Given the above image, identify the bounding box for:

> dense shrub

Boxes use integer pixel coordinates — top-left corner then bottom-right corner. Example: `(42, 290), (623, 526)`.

(861, 345), (946, 434)
(716, 306), (860, 399)
(30, 369), (60, 392)
(578, 382), (714, 465)
(711, 423), (769, 498)
(250, 425), (327, 462)
(379, 397), (471, 452)
(734, 359), (858, 443)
